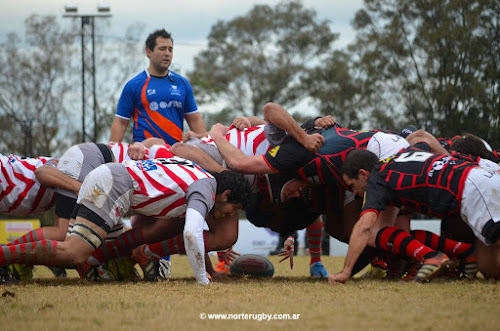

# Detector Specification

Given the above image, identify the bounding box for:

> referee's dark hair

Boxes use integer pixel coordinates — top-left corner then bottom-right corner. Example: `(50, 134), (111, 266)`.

(341, 149), (379, 179)
(145, 29), (173, 51)
(212, 171), (256, 210)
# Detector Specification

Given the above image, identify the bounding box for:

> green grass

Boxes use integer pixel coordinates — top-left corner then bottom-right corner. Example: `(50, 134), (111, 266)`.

(1, 255), (499, 330)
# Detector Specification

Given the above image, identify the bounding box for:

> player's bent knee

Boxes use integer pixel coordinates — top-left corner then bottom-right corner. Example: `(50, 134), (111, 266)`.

(57, 240), (93, 265)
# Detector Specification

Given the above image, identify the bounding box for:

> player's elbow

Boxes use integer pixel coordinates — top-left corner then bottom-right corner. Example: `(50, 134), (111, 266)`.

(34, 166), (49, 185)
(357, 213), (377, 235)
(406, 129), (429, 145)
(263, 102), (278, 118)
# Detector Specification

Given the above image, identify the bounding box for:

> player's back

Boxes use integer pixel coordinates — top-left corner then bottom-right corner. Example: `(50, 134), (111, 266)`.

(377, 147), (478, 217)
(0, 153), (55, 216)
(124, 157), (213, 218)
(201, 124), (271, 156)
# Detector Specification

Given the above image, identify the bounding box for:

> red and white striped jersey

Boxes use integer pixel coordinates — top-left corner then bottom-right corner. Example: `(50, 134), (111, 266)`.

(0, 153), (56, 216)
(124, 157), (213, 218)
(201, 124), (271, 156)
(148, 144), (174, 159)
(108, 142), (152, 162)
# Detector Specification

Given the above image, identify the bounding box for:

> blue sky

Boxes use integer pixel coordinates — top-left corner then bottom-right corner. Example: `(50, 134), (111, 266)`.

(0, 0), (364, 73)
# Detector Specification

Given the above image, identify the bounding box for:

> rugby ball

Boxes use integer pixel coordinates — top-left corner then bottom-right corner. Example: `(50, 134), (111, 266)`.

(229, 254), (274, 278)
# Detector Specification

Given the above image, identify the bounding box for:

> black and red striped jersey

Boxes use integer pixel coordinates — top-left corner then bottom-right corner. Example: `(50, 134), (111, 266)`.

(263, 124), (379, 188)
(362, 146), (479, 218)
(492, 150), (500, 164)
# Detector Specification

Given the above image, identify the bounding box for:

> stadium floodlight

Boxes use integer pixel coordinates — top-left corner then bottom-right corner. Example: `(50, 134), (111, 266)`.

(62, 3), (112, 142)
(64, 3), (78, 13)
(97, 3), (111, 13)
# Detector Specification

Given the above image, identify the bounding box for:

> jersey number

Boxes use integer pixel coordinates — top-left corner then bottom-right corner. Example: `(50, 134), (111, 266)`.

(157, 157), (197, 168)
(394, 151), (432, 163)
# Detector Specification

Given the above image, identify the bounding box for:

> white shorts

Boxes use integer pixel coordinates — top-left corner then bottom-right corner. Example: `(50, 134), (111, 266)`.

(367, 132), (410, 160)
(77, 163), (134, 233)
(460, 167), (500, 245)
(57, 143), (110, 198)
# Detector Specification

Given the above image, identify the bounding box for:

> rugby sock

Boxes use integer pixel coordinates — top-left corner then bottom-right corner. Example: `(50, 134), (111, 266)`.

(217, 251), (226, 263)
(306, 219), (323, 264)
(8, 228), (45, 246)
(0, 240), (58, 266)
(410, 229), (474, 259)
(376, 227), (436, 261)
(146, 231), (211, 257)
(147, 234), (186, 256)
(90, 228), (145, 265)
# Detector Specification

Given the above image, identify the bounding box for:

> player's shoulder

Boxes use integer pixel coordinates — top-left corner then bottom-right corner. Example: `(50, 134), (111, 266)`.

(169, 71), (191, 85)
(124, 70), (149, 88)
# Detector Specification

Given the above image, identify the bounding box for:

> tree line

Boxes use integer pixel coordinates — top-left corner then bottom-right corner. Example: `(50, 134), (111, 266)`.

(1, 0), (499, 157)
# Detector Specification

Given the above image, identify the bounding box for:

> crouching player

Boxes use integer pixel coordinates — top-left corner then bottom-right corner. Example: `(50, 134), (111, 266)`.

(0, 157), (254, 285)
(330, 147), (500, 284)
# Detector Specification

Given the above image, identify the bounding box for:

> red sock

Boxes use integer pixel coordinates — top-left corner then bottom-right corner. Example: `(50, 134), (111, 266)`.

(147, 230), (211, 257)
(1, 240), (58, 265)
(217, 251), (225, 262)
(147, 234), (186, 257)
(376, 227), (435, 261)
(306, 219), (323, 264)
(91, 228), (145, 264)
(411, 230), (473, 259)
(8, 228), (45, 246)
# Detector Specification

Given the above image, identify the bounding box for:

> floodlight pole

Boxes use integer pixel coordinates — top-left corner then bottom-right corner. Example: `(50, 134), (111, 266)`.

(63, 4), (111, 142)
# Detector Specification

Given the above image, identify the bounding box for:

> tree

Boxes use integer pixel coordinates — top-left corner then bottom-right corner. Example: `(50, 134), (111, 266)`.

(92, 22), (146, 143)
(188, 0), (337, 117)
(303, 50), (367, 129)
(0, 15), (77, 156)
(0, 16), (147, 156)
(347, 0), (500, 142)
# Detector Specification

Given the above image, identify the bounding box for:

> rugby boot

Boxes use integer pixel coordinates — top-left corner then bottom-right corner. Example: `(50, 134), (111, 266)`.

(461, 254), (478, 280)
(352, 257), (387, 280)
(401, 261), (421, 281)
(131, 245), (160, 281)
(215, 260), (230, 274)
(9, 264), (33, 281)
(158, 256), (172, 279)
(414, 252), (454, 283)
(310, 261), (329, 278)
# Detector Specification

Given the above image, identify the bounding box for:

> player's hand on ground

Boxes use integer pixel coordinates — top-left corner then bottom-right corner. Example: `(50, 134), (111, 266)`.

(278, 237), (295, 269)
(128, 142), (147, 160)
(314, 115), (336, 129)
(232, 116), (252, 130)
(210, 123), (230, 139)
(328, 271), (350, 285)
(209, 271), (231, 280)
(302, 133), (325, 153)
(222, 248), (240, 263)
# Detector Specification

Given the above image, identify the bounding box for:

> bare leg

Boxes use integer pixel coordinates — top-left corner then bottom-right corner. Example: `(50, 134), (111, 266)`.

(477, 240), (500, 279)
(1, 217), (105, 267)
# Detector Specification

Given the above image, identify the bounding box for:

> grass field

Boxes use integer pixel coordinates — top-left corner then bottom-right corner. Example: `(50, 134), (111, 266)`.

(1, 255), (499, 330)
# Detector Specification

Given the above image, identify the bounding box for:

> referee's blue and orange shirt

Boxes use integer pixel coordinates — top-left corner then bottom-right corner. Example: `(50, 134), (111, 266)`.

(116, 69), (198, 145)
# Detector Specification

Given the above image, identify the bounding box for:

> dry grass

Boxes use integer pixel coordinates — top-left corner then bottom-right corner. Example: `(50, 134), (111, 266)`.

(1, 255), (499, 330)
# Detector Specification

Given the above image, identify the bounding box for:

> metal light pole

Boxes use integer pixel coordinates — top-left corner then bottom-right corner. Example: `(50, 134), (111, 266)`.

(63, 3), (111, 142)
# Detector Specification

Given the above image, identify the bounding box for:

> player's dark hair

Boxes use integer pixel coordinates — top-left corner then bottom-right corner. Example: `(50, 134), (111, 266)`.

(452, 133), (495, 161)
(245, 195), (318, 235)
(341, 149), (379, 179)
(145, 29), (173, 51)
(212, 171), (256, 210)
